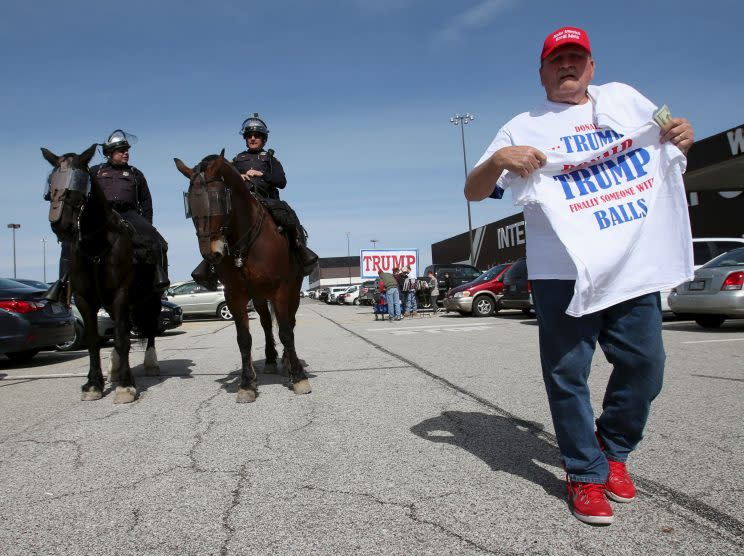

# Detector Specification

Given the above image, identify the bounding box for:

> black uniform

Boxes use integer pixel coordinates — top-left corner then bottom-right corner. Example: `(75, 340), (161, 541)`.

(232, 149), (286, 199)
(89, 162), (168, 276)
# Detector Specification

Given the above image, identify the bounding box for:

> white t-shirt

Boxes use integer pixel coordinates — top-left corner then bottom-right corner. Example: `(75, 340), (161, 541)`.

(475, 82), (658, 280)
(505, 123), (693, 316)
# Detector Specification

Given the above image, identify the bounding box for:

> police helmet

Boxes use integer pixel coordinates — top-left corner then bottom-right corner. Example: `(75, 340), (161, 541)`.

(102, 129), (137, 156)
(240, 113), (269, 138)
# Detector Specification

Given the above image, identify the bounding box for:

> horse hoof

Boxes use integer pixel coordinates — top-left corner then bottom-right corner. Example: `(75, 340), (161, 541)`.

(264, 362), (278, 374)
(292, 379), (312, 395)
(113, 386), (137, 404)
(81, 388), (103, 401)
(236, 388), (257, 403)
(144, 347), (159, 375)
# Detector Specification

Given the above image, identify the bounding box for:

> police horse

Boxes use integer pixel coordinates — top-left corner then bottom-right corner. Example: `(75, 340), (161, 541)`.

(174, 151), (311, 402)
(41, 145), (162, 404)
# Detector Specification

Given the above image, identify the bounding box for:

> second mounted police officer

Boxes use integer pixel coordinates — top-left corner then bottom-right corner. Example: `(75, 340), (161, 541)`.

(90, 130), (170, 290)
(191, 113), (318, 289)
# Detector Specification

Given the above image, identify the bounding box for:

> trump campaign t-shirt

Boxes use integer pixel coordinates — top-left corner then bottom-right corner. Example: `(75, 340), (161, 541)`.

(476, 82), (693, 315)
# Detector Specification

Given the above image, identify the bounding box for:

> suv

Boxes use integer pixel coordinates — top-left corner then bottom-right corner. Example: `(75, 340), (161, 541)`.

(499, 258), (534, 316)
(661, 237), (744, 312)
(422, 264), (482, 295)
(444, 263), (511, 317)
(358, 280), (379, 305)
(339, 285), (361, 305)
(326, 286), (350, 304)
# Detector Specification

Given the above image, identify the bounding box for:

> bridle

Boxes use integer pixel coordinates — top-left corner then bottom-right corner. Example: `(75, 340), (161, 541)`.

(185, 171), (266, 264)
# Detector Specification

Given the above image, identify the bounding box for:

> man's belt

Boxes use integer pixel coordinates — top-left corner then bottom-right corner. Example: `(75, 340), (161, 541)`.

(110, 201), (136, 213)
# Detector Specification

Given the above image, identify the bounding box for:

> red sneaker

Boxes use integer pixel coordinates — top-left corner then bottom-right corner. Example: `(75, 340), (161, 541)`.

(567, 478), (614, 525)
(605, 459), (636, 503)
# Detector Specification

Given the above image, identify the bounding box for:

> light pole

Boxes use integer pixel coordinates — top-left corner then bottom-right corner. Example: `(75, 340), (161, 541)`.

(370, 239), (379, 249)
(346, 232), (351, 284)
(7, 223), (21, 279)
(41, 237), (47, 282)
(450, 113), (475, 266)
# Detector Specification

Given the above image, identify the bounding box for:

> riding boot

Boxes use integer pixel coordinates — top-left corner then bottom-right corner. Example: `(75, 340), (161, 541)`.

(294, 228), (318, 276)
(191, 259), (219, 291)
(44, 272), (68, 303)
(153, 249), (170, 291)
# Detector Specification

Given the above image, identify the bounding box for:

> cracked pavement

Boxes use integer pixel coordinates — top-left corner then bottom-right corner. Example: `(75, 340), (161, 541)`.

(0, 302), (742, 555)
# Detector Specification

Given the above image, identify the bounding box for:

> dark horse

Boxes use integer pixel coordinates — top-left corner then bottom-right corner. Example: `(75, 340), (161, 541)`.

(41, 145), (162, 404)
(174, 151), (311, 402)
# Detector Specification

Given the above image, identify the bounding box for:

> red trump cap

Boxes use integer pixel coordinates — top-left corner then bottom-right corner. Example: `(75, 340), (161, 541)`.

(541, 26), (591, 61)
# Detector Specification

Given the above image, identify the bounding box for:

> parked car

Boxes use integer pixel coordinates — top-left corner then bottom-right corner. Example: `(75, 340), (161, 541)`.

(0, 278), (75, 362)
(498, 258), (534, 316)
(422, 264), (483, 295)
(11, 278), (51, 290)
(444, 263), (511, 317)
(339, 285), (361, 305)
(327, 286), (350, 304)
(317, 289), (330, 302)
(661, 237), (744, 312)
(58, 298), (184, 351)
(165, 281), (234, 320)
(668, 246), (744, 328)
(358, 280), (379, 306)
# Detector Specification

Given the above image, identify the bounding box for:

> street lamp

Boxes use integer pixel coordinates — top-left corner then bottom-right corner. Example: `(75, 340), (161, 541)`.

(450, 113), (475, 266)
(7, 223), (21, 279)
(370, 239), (379, 249)
(41, 237), (47, 282)
(346, 232), (351, 284)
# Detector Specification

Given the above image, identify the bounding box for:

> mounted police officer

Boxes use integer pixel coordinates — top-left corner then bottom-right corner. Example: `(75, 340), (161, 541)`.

(45, 130), (169, 302)
(191, 113), (318, 289)
(90, 130), (169, 290)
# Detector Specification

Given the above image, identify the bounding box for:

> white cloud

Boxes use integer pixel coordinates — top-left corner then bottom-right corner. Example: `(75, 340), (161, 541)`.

(436, 0), (513, 43)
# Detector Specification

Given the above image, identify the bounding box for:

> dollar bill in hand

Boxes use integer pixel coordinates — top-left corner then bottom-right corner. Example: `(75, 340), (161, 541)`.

(653, 104), (672, 127)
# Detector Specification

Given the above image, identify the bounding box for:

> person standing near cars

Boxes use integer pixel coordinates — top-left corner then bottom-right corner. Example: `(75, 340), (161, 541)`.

(401, 266), (418, 317)
(378, 269), (401, 321)
(427, 271), (440, 314)
(464, 26), (694, 525)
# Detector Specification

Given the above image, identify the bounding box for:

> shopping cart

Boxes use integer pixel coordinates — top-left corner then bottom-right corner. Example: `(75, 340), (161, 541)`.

(373, 291), (388, 320)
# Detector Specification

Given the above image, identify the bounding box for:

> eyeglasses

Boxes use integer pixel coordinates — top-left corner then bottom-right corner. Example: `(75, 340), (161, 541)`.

(244, 132), (265, 139)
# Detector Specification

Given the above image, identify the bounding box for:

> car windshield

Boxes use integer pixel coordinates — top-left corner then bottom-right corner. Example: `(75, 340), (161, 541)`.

(475, 264), (509, 282)
(702, 247), (744, 268)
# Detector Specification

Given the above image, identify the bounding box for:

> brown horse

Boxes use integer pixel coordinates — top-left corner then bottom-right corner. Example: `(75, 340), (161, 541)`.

(174, 151), (311, 402)
(41, 145), (162, 404)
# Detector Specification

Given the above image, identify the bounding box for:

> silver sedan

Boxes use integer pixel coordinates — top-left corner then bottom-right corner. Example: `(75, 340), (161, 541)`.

(668, 247), (744, 328)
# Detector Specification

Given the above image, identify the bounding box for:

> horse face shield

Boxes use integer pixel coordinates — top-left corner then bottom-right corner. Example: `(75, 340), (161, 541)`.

(47, 168), (90, 237)
(184, 178), (232, 260)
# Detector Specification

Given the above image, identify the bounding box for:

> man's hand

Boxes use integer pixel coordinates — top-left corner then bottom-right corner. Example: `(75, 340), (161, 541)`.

(493, 146), (547, 178)
(660, 118), (694, 155)
(241, 169), (264, 181)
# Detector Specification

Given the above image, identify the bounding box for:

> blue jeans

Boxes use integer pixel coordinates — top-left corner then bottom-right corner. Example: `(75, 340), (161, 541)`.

(385, 288), (401, 319)
(532, 280), (665, 484)
(404, 291), (417, 314)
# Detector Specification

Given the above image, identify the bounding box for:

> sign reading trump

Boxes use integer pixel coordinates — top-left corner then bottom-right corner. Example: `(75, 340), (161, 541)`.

(360, 249), (419, 279)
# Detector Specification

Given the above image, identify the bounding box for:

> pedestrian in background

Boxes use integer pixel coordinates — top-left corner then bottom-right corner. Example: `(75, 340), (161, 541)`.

(378, 269), (401, 321)
(401, 266), (418, 317)
(442, 272), (452, 298)
(464, 26), (693, 526)
(427, 271), (440, 314)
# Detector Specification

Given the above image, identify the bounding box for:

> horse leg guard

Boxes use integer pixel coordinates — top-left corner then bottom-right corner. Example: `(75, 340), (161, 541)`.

(107, 349), (121, 382)
(113, 386), (137, 404)
(144, 346), (160, 376)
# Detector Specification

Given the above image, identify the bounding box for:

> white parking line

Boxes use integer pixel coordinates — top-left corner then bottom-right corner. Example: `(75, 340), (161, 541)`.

(366, 322), (495, 332)
(681, 338), (744, 344)
(0, 372), (87, 380)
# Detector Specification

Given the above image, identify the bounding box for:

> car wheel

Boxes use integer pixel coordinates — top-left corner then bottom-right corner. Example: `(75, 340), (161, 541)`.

(353, 298), (359, 305)
(522, 308), (536, 317)
(6, 349), (40, 362)
(472, 296), (495, 317)
(217, 302), (233, 321)
(694, 315), (726, 329)
(57, 321), (84, 351)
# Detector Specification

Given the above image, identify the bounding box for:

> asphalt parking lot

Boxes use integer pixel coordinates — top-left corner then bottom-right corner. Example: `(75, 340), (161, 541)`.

(0, 300), (742, 555)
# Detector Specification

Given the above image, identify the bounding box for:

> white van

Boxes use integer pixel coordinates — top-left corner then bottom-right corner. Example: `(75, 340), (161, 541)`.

(662, 237), (744, 312)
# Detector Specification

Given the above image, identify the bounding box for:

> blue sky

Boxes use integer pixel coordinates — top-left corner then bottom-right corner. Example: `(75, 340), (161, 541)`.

(1, 0), (742, 284)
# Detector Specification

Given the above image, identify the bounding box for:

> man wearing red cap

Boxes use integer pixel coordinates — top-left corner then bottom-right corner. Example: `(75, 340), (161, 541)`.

(465, 26), (694, 525)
